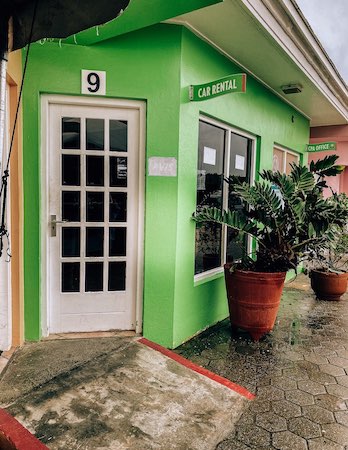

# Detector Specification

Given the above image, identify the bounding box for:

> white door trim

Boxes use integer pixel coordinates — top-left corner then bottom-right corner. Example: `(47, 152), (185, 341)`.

(40, 95), (145, 336)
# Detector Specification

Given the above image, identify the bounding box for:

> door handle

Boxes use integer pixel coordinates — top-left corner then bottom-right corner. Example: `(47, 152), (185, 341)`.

(50, 214), (68, 237)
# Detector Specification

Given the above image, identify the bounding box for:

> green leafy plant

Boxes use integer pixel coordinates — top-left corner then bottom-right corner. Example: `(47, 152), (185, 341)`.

(193, 155), (347, 273)
(305, 193), (348, 274)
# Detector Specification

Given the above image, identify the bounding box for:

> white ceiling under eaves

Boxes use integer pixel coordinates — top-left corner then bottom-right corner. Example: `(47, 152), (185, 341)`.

(167, 0), (348, 126)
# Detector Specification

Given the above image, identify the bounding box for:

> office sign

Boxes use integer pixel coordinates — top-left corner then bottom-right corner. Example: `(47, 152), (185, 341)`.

(189, 74), (246, 101)
(306, 142), (337, 152)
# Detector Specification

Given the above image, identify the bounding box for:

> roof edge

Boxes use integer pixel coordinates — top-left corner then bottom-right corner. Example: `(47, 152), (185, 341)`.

(240, 0), (348, 122)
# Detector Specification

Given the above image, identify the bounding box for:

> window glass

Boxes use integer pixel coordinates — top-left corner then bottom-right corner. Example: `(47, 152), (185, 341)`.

(195, 120), (253, 275)
(110, 120), (127, 152)
(85, 262), (103, 291)
(86, 155), (104, 186)
(62, 227), (80, 257)
(286, 152), (299, 174)
(195, 121), (225, 275)
(62, 191), (80, 222)
(62, 262), (80, 292)
(86, 118), (104, 150)
(227, 134), (252, 263)
(108, 262), (126, 291)
(273, 148), (284, 172)
(62, 117), (80, 149)
(62, 155), (80, 186)
(273, 147), (299, 174)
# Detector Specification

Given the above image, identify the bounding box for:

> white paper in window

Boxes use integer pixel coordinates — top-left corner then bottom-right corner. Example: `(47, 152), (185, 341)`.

(203, 146), (216, 165)
(235, 154), (245, 171)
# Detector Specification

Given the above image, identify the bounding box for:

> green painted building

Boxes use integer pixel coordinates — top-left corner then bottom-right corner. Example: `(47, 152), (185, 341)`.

(19, 0), (348, 349)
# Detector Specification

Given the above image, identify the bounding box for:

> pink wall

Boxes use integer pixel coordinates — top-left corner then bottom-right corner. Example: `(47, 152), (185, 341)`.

(309, 125), (348, 196)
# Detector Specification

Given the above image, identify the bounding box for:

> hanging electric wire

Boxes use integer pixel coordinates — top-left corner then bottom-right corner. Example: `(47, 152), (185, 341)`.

(0, 0), (39, 258)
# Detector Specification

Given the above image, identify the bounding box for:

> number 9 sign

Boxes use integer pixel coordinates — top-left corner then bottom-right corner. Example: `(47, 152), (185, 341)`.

(81, 70), (106, 95)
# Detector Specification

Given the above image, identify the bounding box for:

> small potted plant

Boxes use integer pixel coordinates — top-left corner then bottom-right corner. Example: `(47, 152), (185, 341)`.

(306, 200), (348, 301)
(193, 155), (346, 340)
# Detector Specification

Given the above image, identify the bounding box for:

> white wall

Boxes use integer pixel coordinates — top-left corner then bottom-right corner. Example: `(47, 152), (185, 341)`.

(0, 84), (12, 351)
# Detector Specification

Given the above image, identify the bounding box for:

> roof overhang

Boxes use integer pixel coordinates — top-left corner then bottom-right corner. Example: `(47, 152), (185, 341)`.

(61, 0), (222, 46)
(167, 0), (348, 126)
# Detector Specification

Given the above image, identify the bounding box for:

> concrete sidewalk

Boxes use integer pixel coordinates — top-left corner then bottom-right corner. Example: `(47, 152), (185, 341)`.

(0, 335), (248, 449)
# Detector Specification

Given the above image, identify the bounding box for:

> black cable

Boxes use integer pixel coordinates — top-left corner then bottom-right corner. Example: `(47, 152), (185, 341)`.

(0, 0), (39, 256)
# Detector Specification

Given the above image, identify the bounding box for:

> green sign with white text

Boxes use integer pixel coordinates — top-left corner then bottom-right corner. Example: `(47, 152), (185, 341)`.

(189, 73), (247, 101)
(306, 142), (337, 152)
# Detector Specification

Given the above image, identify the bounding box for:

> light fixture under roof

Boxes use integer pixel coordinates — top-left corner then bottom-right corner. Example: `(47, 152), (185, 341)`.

(281, 84), (303, 94)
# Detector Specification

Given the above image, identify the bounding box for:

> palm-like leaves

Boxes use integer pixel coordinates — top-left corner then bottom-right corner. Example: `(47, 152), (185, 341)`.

(194, 156), (348, 272)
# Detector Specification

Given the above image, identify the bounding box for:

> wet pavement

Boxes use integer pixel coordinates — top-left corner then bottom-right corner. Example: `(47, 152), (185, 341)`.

(176, 274), (348, 450)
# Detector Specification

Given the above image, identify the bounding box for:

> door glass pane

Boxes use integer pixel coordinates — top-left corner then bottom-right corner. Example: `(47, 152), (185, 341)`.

(62, 227), (80, 257)
(286, 152), (299, 175)
(86, 192), (104, 222)
(86, 118), (104, 150)
(86, 155), (104, 186)
(195, 121), (225, 275)
(110, 157), (127, 187)
(62, 117), (80, 149)
(108, 262), (126, 291)
(62, 191), (80, 221)
(109, 227), (126, 256)
(86, 227), (104, 257)
(62, 154), (80, 186)
(109, 192), (127, 222)
(62, 262), (80, 292)
(85, 262), (103, 291)
(110, 120), (127, 151)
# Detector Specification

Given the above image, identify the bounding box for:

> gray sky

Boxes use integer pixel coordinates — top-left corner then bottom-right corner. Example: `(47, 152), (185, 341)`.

(296, 0), (348, 83)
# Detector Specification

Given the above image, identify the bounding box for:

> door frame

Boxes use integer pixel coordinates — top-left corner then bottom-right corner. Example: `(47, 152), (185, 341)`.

(40, 94), (146, 336)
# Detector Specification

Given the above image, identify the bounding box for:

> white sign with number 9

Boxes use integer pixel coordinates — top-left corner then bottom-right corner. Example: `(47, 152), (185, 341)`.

(81, 70), (106, 95)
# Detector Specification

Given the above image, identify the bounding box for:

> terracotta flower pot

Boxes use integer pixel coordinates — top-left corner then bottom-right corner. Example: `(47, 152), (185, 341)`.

(224, 265), (286, 341)
(310, 270), (348, 301)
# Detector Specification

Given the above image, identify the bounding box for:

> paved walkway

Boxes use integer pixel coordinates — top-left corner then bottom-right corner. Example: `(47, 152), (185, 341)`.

(0, 335), (247, 449)
(176, 274), (348, 450)
(2, 274), (348, 449)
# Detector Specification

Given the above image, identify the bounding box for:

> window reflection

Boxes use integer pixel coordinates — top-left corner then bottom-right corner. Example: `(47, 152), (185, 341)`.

(86, 192), (104, 222)
(226, 134), (252, 263)
(110, 120), (127, 152)
(195, 121), (253, 274)
(62, 262), (80, 292)
(108, 262), (126, 291)
(62, 117), (80, 149)
(195, 121), (225, 275)
(86, 119), (104, 150)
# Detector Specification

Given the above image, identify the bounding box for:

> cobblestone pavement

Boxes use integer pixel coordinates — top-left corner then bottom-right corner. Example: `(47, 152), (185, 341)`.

(176, 275), (348, 450)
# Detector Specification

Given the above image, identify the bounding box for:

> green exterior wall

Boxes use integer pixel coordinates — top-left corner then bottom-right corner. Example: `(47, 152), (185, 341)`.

(23, 24), (183, 343)
(22, 23), (309, 347)
(171, 29), (309, 347)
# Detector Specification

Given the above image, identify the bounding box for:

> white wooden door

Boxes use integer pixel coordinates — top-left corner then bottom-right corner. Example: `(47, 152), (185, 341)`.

(47, 101), (141, 333)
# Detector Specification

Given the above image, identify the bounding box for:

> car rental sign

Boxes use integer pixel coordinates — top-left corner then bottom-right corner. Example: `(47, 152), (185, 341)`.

(189, 74), (247, 101)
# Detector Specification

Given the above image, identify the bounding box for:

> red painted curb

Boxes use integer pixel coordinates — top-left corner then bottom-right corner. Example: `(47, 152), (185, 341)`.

(138, 337), (255, 400)
(0, 409), (48, 450)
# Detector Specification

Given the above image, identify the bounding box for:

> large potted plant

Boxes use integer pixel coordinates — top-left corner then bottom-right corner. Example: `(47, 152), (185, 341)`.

(193, 155), (347, 340)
